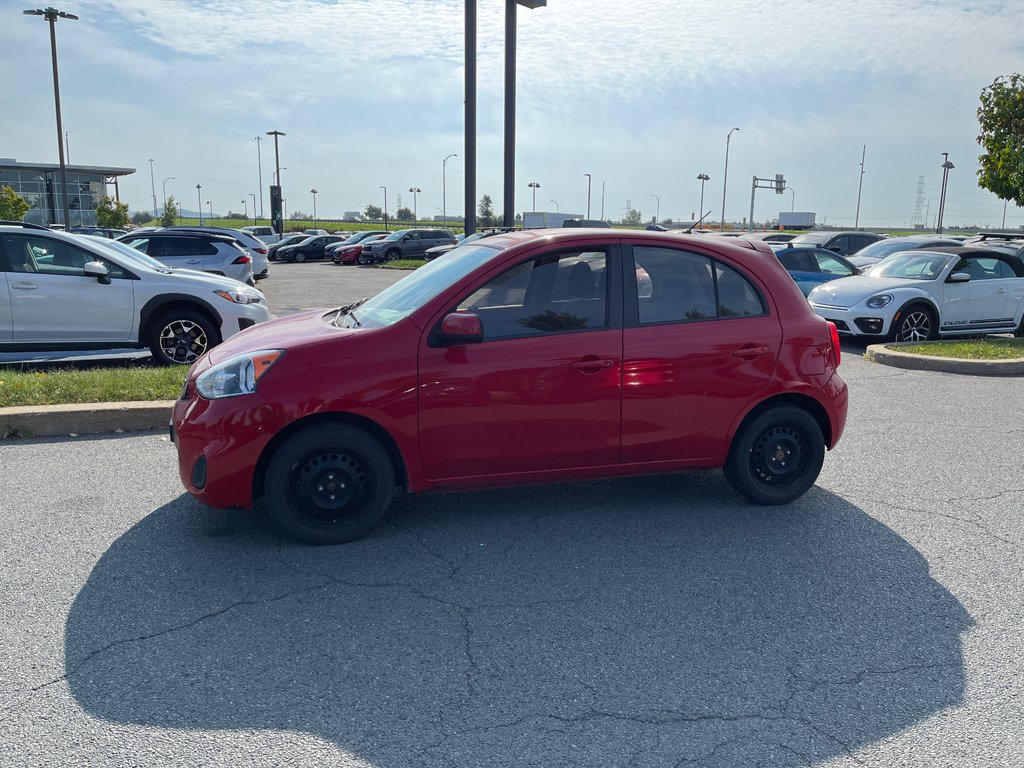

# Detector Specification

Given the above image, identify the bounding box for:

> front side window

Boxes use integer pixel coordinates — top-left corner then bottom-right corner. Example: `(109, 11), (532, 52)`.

(0, 234), (125, 278)
(815, 252), (855, 275)
(457, 250), (608, 341)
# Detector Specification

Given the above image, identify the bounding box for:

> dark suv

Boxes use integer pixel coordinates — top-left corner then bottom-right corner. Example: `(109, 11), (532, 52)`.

(358, 229), (457, 263)
(787, 230), (885, 256)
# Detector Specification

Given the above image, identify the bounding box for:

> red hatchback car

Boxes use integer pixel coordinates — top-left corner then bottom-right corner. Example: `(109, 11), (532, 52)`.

(172, 230), (848, 544)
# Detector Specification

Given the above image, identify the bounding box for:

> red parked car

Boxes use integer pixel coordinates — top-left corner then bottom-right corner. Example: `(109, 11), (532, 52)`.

(331, 233), (388, 265)
(172, 229), (848, 544)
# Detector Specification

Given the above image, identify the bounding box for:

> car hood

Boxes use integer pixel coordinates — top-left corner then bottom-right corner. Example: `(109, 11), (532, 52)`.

(165, 269), (255, 291)
(808, 275), (931, 306)
(205, 308), (355, 364)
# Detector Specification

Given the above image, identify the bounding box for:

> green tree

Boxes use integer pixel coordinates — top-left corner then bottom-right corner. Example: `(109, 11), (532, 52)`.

(622, 207), (642, 226)
(161, 195), (178, 227)
(0, 185), (30, 221)
(290, 211), (307, 220)
(478, 194), (495, 227)
(131, 211), (153, 226)
(364, 204), (383, 220)
(396, 206), (415, 222)
(96, 195), (130, 229)
(977, 74), (1024, 207)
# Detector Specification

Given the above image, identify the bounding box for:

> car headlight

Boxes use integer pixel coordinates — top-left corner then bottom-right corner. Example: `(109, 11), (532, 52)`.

(195, 350), (284, 399)
(865, 293), (894, 309)
(214, 288), (264, 304)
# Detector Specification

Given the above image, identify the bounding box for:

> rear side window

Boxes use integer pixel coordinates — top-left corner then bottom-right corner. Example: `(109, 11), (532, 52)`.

(633, 246), (765, 324)
(160, 237), (218, 257)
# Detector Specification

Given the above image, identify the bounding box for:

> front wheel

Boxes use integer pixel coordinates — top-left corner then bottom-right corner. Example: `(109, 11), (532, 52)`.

(148, 308), (218, 366)
(724, 405), (825, 505)
(294, 251), (307, 263)
(385, 248), (401, 261)
(893, 304), (937, 342)
(264, 424), (395, 544)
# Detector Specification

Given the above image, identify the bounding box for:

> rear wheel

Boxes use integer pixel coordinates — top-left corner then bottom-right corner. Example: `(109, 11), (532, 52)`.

(893, 304), (937, 342)
(724, 405), (825, 505)
(264, 424), (395, 545)
(148, 308), (218, 366)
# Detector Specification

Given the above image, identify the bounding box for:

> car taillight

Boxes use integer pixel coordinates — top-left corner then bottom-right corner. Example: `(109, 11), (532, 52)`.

(827, 321), (841, 367)
(253, 246), (268, 254)
(232, 255), (252, 264)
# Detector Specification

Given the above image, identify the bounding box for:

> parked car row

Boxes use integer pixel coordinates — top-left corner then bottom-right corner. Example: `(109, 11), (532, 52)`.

(117, 225), (271, 284)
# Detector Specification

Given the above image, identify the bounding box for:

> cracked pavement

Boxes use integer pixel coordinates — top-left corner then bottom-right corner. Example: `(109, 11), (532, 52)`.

(0, 349), (1021, 767)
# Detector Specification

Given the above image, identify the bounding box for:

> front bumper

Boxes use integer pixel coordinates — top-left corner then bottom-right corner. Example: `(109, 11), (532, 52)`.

(809, 303), (892, 337)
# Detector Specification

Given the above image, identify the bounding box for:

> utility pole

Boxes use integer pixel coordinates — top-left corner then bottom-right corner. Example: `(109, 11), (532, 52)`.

(854, 145), (866, 229)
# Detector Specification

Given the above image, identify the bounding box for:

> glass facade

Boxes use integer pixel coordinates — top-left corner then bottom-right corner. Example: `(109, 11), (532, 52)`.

(0, 162), (131, 227)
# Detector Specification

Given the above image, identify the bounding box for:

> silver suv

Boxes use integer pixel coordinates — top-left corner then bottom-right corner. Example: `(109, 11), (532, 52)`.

(118, 231), (255, 285)
(358, 228), (457, 263)
(0, 222), (269, 365)
(161, 226), (272, 281)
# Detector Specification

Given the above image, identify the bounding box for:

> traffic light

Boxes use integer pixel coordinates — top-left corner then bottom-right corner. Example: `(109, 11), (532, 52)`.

(775, 174), (785, 194)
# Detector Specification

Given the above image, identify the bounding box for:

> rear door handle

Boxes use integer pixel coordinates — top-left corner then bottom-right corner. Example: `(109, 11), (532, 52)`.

(732, 345), (771, 359)
(11, 282), (38, 290)
(571, 358), (615, 372)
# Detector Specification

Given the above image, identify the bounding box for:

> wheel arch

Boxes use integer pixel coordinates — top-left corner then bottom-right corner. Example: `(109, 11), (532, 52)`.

(728, 392), (834, 458)
(139, 295), (223, 345)
(252, 412), (409, 503)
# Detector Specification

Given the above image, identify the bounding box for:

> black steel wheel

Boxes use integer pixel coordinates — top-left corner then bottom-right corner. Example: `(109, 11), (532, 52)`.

(724, 405), (825, 505)
(264, 424), (395, 544)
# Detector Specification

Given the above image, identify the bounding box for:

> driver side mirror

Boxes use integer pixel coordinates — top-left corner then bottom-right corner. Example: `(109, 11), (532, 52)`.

(83, 261), (111, 285)
(947, 272), (971, 284)
(436, 312), (483, 345)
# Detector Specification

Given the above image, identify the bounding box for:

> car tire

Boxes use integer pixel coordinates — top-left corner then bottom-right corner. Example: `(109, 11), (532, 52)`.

(264, 424), (395, 545)
(723, 405), (825, 505)
(386, 248), (401, 261)
(294, 251), (306, 263)
(1014, 317), (1024, 338)
(148, 308), (219, 366)
(893, 303), (937, 343)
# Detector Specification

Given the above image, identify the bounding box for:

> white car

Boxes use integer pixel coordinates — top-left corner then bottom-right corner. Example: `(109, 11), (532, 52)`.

(240, 225), (281, 245)
(0, 223), (269, 365)
(808, 246), (1024, 342)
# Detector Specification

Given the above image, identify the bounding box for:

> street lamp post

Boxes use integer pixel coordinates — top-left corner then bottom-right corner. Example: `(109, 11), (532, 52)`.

(196, 184), (203, 226)
(721, 127), (740, 230)
(937, 153), (955, 234)
(789, 186), (796, 212)
(443, 153), (456, 227)
(854, 145), (866, 229)
(148, 158), (158, 217)
(696, 173), (710, 221)
(528, 181), (540, 211)
(24, 6), (77, 229)
(310, 188), (318, 228)
(250, 193), (257, 225)
(208, 200), (213, 221)
(242, 198), (247, 221)
(502, 0), (548, 228)
(266, 129), (286, 234)
(550, 199), (559, 212)
(408, 187), (421, 221)
(162, 176), (174, 211)
(584, 173), (592, 219)
(650, 193), (660, 225)
(379, 185), (388, 230)
(254, 136), (264, 218)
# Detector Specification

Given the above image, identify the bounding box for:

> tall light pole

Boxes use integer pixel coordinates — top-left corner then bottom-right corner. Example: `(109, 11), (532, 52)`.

(854, 144), (866, 229)
(937, 153), (955, 234)
(254, 136), (264, 218)
(379, 185), (388, 230)
(550, 199), (559, 212)
(242, 198), (248, 222)
(584, 173), (592, 218)
(528, 181), (540, 211)
(721, 127), (740, 230)
(502, 0), (548, 228)
(196, 183), (203, 226)
(162, 176), (174, 211)
(148, 158), (157, 217)
(650, 193), (660, 225)
(266, 129), (286, 235)
(207, 200), (213, 221)
(408, 187), (421, 221)
(789, 186), (796, 212)
(697, 173), (710, 221)
(310, 188), (318, 228)
(24, 6), (77, 229)
(443, 153), (456, 227)
(249, 193), (257, 225)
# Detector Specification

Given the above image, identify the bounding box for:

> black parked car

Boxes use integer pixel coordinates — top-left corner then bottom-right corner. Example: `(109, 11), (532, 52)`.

(787, 230), (885, 256)
(275, 234), (348, 262)
(268, 234), (311, 261)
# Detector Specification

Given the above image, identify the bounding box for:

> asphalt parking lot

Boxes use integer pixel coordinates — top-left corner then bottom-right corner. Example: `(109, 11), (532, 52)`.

(0, 308), (1021, 765)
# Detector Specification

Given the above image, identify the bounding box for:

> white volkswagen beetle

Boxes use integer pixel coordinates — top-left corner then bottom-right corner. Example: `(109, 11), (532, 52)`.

(808, 247), (1024, 342)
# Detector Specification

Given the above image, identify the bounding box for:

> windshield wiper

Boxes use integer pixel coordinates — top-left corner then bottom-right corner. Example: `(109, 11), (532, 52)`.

(331, 297), (368, 327)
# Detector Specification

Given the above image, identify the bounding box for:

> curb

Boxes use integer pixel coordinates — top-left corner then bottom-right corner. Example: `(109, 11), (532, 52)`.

(865, 343), (1024, 376)
(0, 400), (175, 439)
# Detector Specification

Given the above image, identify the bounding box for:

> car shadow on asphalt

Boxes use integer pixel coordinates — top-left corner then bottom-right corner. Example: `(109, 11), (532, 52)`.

(64, 472), (971, 766)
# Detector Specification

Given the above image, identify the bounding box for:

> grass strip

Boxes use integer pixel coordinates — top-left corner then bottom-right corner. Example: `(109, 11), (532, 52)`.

(378, 259), (426, 270)
(890, 338), (1024, 360)
(0, 365), (187, 408)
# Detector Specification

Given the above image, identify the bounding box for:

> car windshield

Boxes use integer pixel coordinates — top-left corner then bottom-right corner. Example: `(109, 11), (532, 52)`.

(856, 239), (925, 259)
(866, 252), (953, 280)
(790, 234), (827, 245)
(380, 231), (408, 242)
(335, 244), (500, 329)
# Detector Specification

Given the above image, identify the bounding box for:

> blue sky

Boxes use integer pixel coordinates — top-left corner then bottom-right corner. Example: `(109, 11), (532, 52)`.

(4, 0), (1023, 228)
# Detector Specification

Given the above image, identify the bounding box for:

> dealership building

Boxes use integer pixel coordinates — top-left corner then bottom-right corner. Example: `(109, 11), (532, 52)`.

(0, 158), (135, 228)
